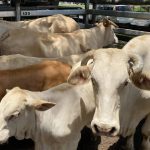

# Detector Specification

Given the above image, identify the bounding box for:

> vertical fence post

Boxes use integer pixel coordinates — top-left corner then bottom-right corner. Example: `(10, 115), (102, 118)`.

(84, 0), (90, 27)
(16, 0), (21, 21)
(92, 2), (96, 23)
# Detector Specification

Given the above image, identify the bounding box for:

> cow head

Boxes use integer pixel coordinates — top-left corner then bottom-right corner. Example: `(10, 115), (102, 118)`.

(68, 48), (143, 137)
(96, 18), (118, 47)
(0, 87), (55, 144)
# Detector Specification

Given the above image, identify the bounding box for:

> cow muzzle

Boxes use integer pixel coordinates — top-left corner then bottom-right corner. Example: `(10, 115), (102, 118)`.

(91, 123), (119, 137)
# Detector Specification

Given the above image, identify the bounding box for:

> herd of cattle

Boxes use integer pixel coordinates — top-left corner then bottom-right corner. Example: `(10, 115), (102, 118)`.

(0, 14), (149, 150)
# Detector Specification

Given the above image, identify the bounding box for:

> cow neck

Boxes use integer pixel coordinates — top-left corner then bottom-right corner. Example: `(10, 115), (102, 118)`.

(91, 26), (105, 48)
(32, 81), (95, 149)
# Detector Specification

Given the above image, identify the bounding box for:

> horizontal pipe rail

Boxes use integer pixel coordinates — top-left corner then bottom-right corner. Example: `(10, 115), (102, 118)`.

(115, 28), (150, 36)
(60, 0), (150, 5)
(0, 9), (86, 17)
(87, 10), (150, 19)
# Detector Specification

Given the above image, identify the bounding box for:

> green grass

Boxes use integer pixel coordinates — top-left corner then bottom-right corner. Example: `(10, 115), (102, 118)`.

(59, 2), (85, 9)
(131, 6), (148, 12)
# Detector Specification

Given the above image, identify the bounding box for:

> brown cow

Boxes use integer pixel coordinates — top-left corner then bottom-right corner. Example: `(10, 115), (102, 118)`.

(0, 60), (71, 99)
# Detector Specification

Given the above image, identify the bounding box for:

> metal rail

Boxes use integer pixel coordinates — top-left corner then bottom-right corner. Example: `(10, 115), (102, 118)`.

(88, 10), (150, 19)
(60, 0), (150, 5)
(115, 28), (150, 37)
(0, 9), (85, 17)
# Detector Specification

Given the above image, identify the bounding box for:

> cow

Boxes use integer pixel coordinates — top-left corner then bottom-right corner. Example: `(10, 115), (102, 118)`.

(0, 75), (96, 150)
(66, 48), (150, 150)
(0, 14), (80, 36)
(0, 60), (71, 100)
(0, 19), (118, 57)
(0, 53), (85, 70)
(0, 52), (101, 150)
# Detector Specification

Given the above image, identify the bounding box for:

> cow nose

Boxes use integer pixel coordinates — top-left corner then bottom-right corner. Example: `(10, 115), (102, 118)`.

(93, 124), (117, 136)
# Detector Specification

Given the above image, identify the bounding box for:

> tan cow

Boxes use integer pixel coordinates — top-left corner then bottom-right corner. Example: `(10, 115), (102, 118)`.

(19, 14), (80, 33)
(0, 14), (80, 36)
(0, 19), (118, 57)
(0, 60), (71, 99)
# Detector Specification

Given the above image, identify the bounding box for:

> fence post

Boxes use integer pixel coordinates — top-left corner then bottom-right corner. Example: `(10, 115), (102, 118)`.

(16, 0), (21, 21)
(84, 0), (90, 27)
(92, 2), (97, 23)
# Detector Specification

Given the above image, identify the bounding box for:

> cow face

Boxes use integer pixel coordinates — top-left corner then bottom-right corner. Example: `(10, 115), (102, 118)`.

(96, 18), (118, 47)
(68, 48), (143, 137)
(0, 87), (55, 143)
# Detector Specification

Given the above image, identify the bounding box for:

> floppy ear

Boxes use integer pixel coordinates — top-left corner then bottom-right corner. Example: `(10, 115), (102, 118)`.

(28, 99), (56, 111)
(67, 66), (91, 85)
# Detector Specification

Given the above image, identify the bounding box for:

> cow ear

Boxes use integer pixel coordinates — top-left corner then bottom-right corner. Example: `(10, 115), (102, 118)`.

(29, 99), (56, 111)
(103, 18), (110, 27)
(67, 66), (91, 85)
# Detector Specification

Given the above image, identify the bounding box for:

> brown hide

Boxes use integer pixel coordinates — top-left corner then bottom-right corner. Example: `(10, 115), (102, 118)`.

(0, 60), (71, 99)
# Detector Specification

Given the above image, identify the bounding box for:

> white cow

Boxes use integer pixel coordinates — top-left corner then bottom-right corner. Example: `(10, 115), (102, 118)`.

(67, 48), (150, 150)
(0, 19), (118, 57)
(0, 69), (95, 150)
(0, 14), (80, 36)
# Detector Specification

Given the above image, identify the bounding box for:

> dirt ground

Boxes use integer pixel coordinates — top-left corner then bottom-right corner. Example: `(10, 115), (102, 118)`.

(99, 136), (119, 150)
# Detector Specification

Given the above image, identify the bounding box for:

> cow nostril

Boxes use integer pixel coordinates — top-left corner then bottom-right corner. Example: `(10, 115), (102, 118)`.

(93, 124), (100, 133)
(109, 127), (117, 135)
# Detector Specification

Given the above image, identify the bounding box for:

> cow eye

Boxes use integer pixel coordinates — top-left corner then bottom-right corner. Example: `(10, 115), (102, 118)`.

(124, 81), (128, 86)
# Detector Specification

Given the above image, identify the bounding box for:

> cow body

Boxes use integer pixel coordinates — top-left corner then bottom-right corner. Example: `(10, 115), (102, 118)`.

(0, 19), (118, 57)
(0, 14), (79, 36)
(0, 60), (71, 99)
(0, 80), (95, 150)
(19, 14), (80, 33)
(0, 53), (84, 70)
